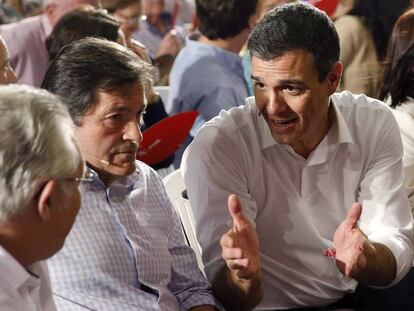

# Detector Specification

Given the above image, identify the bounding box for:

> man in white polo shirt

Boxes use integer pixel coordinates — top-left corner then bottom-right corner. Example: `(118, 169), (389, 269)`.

(182, 2), (414, 310)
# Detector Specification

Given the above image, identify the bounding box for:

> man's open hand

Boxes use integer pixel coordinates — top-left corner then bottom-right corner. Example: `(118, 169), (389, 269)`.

(334, 202), (376, 278)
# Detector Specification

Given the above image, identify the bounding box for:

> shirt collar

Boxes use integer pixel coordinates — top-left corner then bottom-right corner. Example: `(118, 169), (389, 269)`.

(86, 163), (141, 189)
(253, 95), (354, 151)
(0, 245), (33, 291)
(186, 37), (242, 71)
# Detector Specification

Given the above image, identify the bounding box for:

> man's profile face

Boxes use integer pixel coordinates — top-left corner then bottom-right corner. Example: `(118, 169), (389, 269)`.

(74, 81), (145, 184)
(252, 49), (340, 157)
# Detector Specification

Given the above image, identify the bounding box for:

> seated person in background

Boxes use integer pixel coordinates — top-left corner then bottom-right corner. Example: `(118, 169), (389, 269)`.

(101, 0), (141, 41)
(134, 0), (186, 60)
(42, 37), (219, 311)
(379, 8), (414, 213)
(334, 0), (411, 98)
(182, 3), (414, 310)
(0, 0), (100, 87)
(167, 0), (257, 167)
(0, 84), (84, 310)
(164, 0), (195, 24)
(0, 35), (17, 84)
(46, 7), (173, 170)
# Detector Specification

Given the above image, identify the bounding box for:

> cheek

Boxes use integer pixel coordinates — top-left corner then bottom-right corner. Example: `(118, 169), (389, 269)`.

(254, 92), (268, 111)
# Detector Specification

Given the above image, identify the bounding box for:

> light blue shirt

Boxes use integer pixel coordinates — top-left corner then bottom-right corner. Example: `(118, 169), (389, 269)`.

(167, 37), (249, 137)
(47, 162), (218, 311)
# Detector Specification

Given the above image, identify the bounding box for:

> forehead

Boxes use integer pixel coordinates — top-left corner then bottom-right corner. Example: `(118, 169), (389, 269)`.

(251, 49), (318, 79)
(88, 82), (145, 115)
(117, 1), (142, 16)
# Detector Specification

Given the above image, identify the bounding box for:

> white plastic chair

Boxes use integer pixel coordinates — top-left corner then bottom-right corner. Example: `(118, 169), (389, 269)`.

(163, 169), (204, 273)
(153, 86), (170, 108)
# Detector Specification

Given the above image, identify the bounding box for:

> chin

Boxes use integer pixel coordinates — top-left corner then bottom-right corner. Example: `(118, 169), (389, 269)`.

(115, 162), (137, 176)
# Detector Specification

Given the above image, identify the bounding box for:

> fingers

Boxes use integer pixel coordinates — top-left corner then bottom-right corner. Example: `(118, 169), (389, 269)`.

(228, 194), (248, 233)
(343, 202), (362, 230)
(127, 39), (151, 63)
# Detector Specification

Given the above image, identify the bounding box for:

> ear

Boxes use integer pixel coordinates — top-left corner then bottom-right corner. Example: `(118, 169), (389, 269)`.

(248, 13), (257, 30)
(326, 61), (342, 95)
(44, 4), (57, 26)
(37, 180), (58, 222)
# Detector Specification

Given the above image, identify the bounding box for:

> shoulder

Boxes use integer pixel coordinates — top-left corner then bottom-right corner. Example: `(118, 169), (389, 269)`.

(334, 15), (363, 30)
(188, 99), (258, 156)
(334, 91), (392, 116)
(0, 15), (42, 38)
(333, 91), (398, 140)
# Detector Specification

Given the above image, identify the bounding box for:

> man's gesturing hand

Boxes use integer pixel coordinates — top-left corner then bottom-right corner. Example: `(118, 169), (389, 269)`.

(220, 194), (260, 281)
(334, 202), (377, 278)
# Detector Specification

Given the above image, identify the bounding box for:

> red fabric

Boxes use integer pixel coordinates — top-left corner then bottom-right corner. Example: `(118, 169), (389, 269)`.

(137, 111), (198, 165)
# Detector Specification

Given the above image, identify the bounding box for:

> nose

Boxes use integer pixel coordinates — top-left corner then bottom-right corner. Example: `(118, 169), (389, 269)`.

(123, 119), (143, 144)
(266, 90), (289, 116)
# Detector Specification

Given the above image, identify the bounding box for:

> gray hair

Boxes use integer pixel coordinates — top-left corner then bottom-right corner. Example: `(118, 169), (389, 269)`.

(0, 85), (82, 221)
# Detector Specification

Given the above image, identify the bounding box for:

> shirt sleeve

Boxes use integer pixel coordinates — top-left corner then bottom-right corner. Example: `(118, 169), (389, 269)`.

(358, 109), (414, 287)
(181, 122), (259, 283)
(161, 181), (221, 310)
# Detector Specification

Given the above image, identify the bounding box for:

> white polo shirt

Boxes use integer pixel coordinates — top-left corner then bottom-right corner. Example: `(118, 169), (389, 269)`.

(182, 91), (414, 310)
(0, 245), (57, 311)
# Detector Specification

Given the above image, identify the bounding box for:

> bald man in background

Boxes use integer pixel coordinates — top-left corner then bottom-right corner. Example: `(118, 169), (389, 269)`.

(0, 0), (100, 87)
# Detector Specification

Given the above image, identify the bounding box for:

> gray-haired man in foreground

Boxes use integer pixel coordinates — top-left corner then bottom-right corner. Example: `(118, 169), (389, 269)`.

(0, 84), (84, 310)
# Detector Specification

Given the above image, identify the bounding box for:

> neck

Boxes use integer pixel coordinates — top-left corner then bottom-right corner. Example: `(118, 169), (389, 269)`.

(0, 226), (36, 268)
(295, 102), (334, 159)
(198, 29), (249, 54)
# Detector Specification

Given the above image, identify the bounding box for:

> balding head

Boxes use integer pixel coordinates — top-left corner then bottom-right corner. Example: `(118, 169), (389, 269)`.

(44, 0), (101, 27)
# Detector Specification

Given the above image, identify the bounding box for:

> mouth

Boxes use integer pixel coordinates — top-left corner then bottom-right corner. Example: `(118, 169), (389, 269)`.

(271, 117), (298, 128)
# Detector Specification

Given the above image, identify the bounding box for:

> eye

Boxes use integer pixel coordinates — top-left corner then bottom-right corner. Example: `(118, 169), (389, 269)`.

(283, 85), (302, 95)
(254, 81), (266, 90)
(104, 113), (126, 128)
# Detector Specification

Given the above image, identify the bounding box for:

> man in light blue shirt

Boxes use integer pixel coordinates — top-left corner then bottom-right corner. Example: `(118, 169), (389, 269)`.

(167, 0), (257, 167)
(42, 37), (219, 311)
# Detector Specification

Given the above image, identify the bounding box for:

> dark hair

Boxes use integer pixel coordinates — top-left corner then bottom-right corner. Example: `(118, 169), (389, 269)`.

(101, 0), (140, 13)
(196, 0), (258, 40)
(248, 2), (339, 81)
(379, 8), (414, 107)
(46, 7), (120, 60)
(349, 0), (411, 61)
(41, 37), (155, 125)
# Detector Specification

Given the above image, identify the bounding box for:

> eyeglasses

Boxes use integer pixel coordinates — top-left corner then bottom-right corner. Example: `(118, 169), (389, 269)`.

(65, 171), (94, 183)
(115, 14), (141, 27)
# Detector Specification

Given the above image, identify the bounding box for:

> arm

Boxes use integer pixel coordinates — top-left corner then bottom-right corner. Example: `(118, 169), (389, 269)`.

(162, 185), (219, 310)
(182, 122), (263, 310)
(212, 195), (263, 311)
(334, 107), (414, 286)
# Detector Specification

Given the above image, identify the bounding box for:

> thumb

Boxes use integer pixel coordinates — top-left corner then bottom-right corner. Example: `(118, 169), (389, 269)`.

(343, 202), (362, 230)
(228, 194), (248, 232)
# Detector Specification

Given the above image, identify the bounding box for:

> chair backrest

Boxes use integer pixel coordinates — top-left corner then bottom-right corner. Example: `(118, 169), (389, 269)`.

(153, 86), (170, 109)
(162, 169), (205, 273)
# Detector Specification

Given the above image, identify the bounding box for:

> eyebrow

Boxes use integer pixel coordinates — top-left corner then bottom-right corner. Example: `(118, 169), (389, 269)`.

(251, 75), (308, 88)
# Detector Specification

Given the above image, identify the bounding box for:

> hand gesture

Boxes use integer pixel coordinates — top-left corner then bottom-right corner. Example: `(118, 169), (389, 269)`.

(156, 30), (181, 58)
(334, 202), (376, 278)
(127, 39), (152, 64)
(220, 194), (260, 280)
